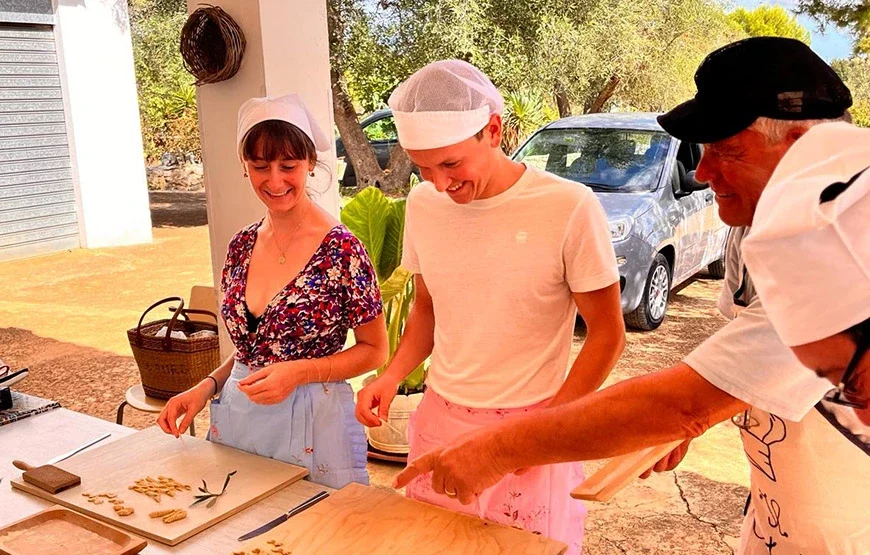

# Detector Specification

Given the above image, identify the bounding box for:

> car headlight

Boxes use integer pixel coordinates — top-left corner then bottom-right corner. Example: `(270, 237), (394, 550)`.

(609, 217), (633, 242)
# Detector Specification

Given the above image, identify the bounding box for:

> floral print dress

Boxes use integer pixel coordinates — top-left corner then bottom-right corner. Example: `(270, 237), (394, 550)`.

(208, 222), (382, 489)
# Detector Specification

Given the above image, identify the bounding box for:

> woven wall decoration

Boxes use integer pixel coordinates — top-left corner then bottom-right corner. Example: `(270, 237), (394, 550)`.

(180, 5), (246, 85)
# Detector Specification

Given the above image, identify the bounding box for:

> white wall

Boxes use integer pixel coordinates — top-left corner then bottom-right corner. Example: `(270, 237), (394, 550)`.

(259, 0), (339, 217)
(190, 1), (337, 357)
(54, 0), (152, 248)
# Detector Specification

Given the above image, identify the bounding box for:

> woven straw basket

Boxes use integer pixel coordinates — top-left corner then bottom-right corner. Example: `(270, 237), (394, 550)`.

(127, 297), (220, 399)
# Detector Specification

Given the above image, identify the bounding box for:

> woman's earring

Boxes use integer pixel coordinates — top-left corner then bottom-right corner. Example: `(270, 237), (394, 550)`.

(309, 171), (315, 177)
(243, 171), (248, 177)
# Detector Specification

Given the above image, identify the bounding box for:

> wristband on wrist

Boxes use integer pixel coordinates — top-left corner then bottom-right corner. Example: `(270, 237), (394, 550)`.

(204, 375), (219, 397)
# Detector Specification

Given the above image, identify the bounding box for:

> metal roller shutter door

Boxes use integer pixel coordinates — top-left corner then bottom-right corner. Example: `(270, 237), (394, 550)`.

(0, 22), (78, 262)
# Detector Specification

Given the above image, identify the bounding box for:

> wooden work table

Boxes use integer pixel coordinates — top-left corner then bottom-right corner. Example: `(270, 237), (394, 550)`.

(1, 408), (567, 554)
(0, 408), (330, 554)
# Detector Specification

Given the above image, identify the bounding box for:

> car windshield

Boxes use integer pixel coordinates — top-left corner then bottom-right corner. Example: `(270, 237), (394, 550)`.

(364, 116), (397, 141)
(514, 128), (669, 192)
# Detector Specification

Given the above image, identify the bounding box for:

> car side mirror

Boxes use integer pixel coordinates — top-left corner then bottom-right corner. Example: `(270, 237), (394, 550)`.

(681, 170), (708, 193)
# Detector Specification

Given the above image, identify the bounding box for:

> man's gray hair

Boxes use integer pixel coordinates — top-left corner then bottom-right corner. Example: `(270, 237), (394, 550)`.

(750, 112), (851, 144)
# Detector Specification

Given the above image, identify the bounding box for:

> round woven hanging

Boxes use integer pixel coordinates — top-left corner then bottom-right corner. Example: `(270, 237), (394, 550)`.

(180, 5), (246, 85)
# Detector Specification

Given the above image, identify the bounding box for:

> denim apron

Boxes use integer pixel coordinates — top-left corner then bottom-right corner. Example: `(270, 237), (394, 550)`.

(207, 360), (369, 489)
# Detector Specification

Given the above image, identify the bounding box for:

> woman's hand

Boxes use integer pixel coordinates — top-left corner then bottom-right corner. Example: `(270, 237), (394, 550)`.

(237, 361), (306, 405)
(157, 381), (213, 438)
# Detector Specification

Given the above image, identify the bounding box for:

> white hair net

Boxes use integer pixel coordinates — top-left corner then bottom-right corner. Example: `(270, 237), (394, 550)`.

(388, 59), (504, 150)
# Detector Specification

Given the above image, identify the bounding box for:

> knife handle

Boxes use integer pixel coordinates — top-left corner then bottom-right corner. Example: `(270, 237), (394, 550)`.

(287, 491), (329, 518)
(12, 460), (34, 471)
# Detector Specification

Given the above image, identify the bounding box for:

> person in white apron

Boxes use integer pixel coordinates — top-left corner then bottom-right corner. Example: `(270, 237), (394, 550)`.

(157, 95), (388, 489)
(741, 123), (870, 552)
(394, 37), (868, 554)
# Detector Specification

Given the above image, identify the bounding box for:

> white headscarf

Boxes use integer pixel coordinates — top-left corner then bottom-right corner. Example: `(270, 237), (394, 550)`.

(388, 59), (503, 150)
(743, 122), (870, 346)
(236, 93), (331, 163)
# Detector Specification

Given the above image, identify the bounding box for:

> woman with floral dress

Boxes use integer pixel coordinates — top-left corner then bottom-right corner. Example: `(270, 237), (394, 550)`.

(157, 94), (387, 489)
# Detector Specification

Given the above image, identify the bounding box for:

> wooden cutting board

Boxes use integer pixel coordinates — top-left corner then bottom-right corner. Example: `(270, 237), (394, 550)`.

(0, 505), (146, 555)
(237, 483), (568, 554)
(11, 427), (307, 546)
(570, 440), (685, 502)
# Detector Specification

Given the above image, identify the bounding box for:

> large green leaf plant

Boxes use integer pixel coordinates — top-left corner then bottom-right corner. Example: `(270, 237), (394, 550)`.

(341, 187), (426, 392)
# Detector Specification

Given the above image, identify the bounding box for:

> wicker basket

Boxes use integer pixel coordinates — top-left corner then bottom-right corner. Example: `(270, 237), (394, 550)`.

(127, 297), (221, 400)
(180, 5), (246, 85)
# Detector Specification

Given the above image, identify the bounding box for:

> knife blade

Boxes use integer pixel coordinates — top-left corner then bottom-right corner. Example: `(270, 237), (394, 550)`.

(237, 490), (329, 542)
(46, 433), (111, 465)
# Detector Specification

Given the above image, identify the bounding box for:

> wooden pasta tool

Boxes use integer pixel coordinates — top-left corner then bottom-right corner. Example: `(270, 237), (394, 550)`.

(570, 440), (684, 502)
(12, 459), (81, 494)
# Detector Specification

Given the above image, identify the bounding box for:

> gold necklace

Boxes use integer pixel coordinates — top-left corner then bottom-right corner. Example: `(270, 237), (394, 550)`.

(268, 203), (311, 264)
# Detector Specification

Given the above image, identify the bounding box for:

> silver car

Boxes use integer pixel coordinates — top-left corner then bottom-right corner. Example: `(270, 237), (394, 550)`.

(513, 113), (728, 330)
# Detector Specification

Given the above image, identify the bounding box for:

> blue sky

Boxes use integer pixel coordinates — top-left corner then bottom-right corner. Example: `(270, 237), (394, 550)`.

(735, 0), (854, 60)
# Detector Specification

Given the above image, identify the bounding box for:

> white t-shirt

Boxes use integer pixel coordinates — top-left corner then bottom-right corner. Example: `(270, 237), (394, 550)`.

(686, 228), (869, 554)
(684, 227), (832, 422)
(402, 165), (618, 408)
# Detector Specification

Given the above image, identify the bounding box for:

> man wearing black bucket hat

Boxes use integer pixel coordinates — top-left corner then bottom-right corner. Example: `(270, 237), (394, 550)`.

(393, 37), (869, 554)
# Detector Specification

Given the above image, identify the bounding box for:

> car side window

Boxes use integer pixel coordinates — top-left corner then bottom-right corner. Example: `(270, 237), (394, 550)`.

(363, 117), (397, 142)
(676, 140), (700, 171)
(673, 141), (702, 195)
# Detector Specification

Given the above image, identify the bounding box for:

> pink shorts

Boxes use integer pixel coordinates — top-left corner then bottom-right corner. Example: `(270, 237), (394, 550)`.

(406, 388), (587, 554)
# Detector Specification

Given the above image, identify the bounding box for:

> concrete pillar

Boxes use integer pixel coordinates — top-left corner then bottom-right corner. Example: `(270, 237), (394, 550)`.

(190, 0), (337, 357)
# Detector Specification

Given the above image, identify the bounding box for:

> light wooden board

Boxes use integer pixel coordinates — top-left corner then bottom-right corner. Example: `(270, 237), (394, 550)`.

(0, 505), (146, 555)
(11, 427), (307, 546)
(237, 483), (567, 554)
(570, 441), (684, 502)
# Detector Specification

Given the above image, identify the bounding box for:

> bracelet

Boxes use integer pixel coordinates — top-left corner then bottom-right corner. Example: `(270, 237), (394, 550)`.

(324, 356), (332, 383)
(311, 357), (333, 395)
(204, 375), (219, 397)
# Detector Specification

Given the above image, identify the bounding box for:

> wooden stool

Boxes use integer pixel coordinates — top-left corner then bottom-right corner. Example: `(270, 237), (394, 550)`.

(116, 385), (195, 436)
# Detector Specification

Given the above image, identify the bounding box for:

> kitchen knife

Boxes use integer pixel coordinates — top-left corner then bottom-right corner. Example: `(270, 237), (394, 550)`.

(237, 490), (329, 541)
(0, 367), (29, 387)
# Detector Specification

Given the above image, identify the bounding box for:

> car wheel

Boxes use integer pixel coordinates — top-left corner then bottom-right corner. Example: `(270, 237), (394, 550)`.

(625, 254), (671, 331)
(708, 258), (726, 279)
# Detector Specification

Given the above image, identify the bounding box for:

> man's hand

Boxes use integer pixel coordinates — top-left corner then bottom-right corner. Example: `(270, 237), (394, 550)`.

(355, 374), (401, 427)
(639, 439), (691, 479)
(393, 429), (513, 505)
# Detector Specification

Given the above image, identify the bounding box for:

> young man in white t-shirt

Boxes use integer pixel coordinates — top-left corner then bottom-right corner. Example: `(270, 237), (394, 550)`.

(393, 38), (868, 554)
(355, 60), (625, 553)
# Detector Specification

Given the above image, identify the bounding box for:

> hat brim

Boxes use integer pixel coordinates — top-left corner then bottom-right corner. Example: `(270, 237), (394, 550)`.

(658, 98), (758, 144)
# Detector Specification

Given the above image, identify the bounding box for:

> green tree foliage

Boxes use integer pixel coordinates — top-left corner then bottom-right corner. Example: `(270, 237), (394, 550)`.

(340, 0), (742, 118)
(833, 57), (870, 127)
(327, 0), (746, 191)
(502, 90), (549, 154)
(128, 0), (200, 162)
(728, 5), (812, 44)
(798, 2), (869, 125)
(581, 0), (743, 113)
(798, 0), (870, 54)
